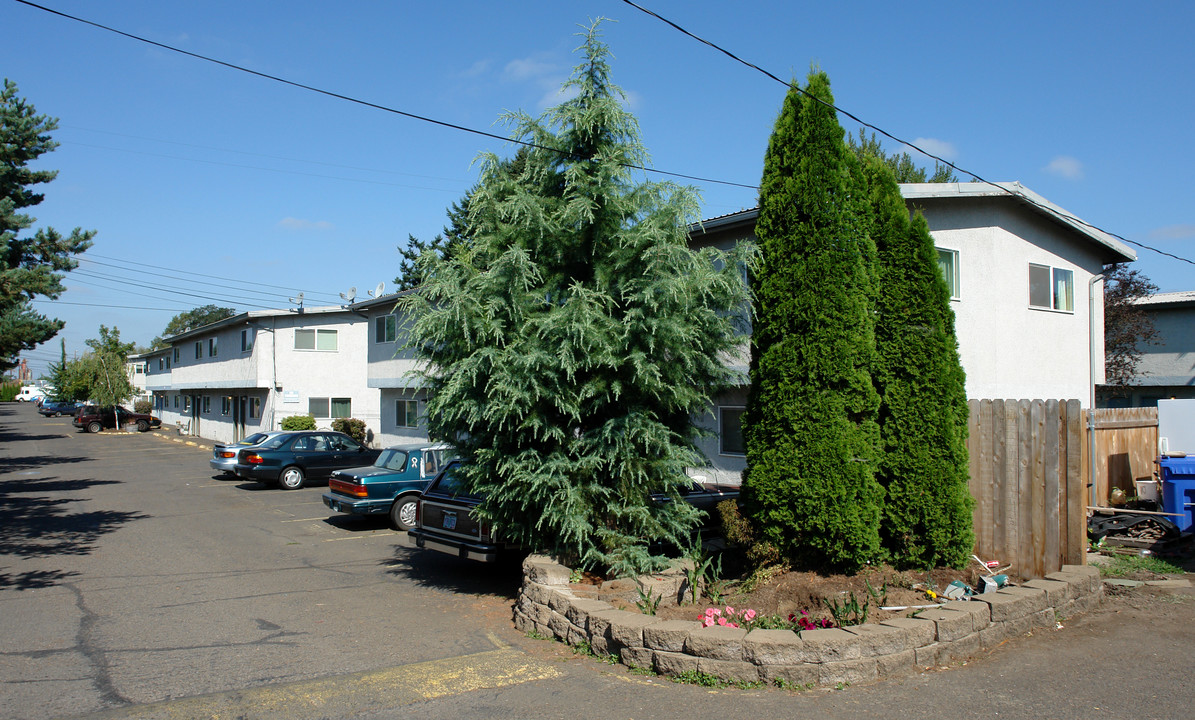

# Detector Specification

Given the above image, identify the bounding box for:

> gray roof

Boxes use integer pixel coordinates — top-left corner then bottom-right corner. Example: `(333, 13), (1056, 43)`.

(1134, 290), (1195, 308)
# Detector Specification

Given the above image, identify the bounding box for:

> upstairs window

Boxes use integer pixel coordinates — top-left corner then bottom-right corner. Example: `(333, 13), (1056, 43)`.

(241, 328), (254, 352)
(1029, 264), (1074, 312)
(194, 341), (202, 359)
(397, 399), (418, 428)
(936, 248), (960, 300)
(309, 396), (351, 419)
(375, 315), (397, 343)
(208, 337), (218, 357)
(719, 406), (746, 456)
(172, 348), (179, 364)
(295, 328), (338, 351)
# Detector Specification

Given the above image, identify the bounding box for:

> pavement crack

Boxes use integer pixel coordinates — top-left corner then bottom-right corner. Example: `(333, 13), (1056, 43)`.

(66, 581), (133, 708)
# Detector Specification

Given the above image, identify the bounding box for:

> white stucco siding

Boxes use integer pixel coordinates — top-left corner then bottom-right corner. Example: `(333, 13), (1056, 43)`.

(916, 199), (1108, 405)
(271, 314), (380, 435)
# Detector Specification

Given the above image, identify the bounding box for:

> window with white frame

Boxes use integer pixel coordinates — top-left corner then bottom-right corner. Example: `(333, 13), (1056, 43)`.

(134, 364), (144, 374)
(719, 406), (746, 456)
(397, 399), (418, 428)
(936, 248), (960, 300)
(208, 337), (217, 357)
(249, 397), (261, 419)
(295, 328), (338, 351)
(1028, 263), (1074, 312)
(241, 328), (254, 352)
(309, 397), (352, 419)
(194, 341), (202, 359)
(221, 396), (231, 416)
(375, 315), (397, 343)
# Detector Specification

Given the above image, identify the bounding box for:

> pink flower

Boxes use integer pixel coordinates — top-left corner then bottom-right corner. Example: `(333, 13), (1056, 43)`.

(717, 617), (728, 626)
(725, 606), (735, 615)
(744, 609), (757, 621)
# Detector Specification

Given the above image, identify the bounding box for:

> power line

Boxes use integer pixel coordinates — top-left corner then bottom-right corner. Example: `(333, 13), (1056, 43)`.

(32, 299), (193, 311)
(15, 0), (754, 191)
(618, 0), (1194, 267)
(69, 269), (278, 309)
(77, 257), (304, 303)
(83, 252), (342, 301)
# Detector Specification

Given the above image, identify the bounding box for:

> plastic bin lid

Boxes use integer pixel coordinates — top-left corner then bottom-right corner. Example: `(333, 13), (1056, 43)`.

(1158, 455), (1195, 473)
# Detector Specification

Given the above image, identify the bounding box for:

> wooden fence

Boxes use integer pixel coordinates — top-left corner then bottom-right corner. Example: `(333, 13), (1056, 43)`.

(967, 399), (1085, 578)
(1088, 407), (1159, 506)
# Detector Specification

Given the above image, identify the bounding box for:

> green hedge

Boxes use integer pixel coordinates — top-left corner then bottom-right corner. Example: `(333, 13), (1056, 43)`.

(281, 414), (316, 431)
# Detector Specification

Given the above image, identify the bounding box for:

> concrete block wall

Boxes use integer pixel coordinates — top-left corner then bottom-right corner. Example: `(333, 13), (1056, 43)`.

(514, 556), (1103, 688)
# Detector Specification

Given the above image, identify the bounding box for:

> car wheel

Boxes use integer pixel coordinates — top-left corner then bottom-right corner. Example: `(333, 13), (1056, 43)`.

(87, 421), (102, 434)
(279, 466), (305, 490)
(53, 412), (61, 417)
(389, 495), (419, 531)
(136, 420), (149, 432)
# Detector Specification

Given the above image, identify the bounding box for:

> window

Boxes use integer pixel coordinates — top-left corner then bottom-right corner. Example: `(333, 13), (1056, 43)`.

(375, 315), (397, 343)
(173, 395), (180, 409)
(183, 396), (192, 413)
(719, 406), (745, 456)
(249, 397), (261, 419)
(209, 338), (218, 357)
(158, 358), (164, 371)
(221, 396), (231, 416)
(309, 396), (352, 419)
(936, 248), (960, 300)
(295, 328), (338, 351)
(397, 399), (418, 428)
(172, 348), (179, 364)
(202, 396), (211, 414)
(134, 365), (144, 374)
(166, 356), (171, 370)
(241, 328), (254, 352)
(194, 341), (202, 359)
(1029, 264), (1074, 312)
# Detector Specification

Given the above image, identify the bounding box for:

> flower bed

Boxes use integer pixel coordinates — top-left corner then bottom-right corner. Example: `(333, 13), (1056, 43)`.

(514, 555), (1103, 688)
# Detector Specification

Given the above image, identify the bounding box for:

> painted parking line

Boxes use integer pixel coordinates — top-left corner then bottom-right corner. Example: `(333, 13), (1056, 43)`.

(78, 646), (562, 719)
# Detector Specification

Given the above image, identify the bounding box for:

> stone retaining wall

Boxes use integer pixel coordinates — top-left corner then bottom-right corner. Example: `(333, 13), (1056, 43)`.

(514, 556), (1103, 687)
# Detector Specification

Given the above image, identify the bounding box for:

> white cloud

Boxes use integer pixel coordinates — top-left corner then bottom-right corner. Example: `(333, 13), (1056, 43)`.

(1149, 224), (1195, 241)
(904, 137), (958, 162)
(503, 56), (557, 82)
(460, 59), (491, 78)
(278, 217), (333, 231)
(1044, 155), (1084, 180)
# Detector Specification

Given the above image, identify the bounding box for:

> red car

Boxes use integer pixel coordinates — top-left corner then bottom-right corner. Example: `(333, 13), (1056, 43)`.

(73, 405), (162, 433)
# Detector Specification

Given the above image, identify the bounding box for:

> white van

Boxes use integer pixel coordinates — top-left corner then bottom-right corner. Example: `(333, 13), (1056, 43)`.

(16, 386), (46, 402)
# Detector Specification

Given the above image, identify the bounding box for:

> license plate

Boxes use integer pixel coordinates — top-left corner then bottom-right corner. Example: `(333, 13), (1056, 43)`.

(442, 511), (457, 530)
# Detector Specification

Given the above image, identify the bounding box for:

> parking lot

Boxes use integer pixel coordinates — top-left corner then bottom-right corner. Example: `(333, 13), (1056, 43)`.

(5, 402), (1195, 720)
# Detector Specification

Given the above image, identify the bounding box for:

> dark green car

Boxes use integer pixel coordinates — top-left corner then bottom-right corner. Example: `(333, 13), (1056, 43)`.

(321, 444), (454, 530)
(233, 431), (382, 490)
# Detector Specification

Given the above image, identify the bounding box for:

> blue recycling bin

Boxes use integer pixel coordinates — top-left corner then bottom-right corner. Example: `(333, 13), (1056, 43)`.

(1158, 456), (1195, 533)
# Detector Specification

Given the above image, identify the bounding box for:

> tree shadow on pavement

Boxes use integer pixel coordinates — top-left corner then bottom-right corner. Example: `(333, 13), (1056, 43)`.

(382, 546), (523, 601)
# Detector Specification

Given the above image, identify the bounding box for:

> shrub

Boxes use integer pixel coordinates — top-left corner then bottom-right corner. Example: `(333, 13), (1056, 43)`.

(133, 399), (153, 414)
(0, 381), (18, 402)
(281, 414), (316, 431)
(331, 417), (367, 444)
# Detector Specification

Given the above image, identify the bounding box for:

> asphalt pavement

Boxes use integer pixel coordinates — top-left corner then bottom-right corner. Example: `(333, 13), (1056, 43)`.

(2, 402), (1193, 719)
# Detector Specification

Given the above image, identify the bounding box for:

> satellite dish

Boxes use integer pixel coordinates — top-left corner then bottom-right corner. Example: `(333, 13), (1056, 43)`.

(369, 281), (385, 298)
(288, 292), (304, 310)
(339, 286), (357, 304)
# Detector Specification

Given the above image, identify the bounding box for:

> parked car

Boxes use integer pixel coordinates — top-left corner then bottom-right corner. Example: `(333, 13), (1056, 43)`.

(209, 431), (289, 475)
(37, 400), (83, 417)
(73, 405), (162, 433)
(233, 431), (382, 490)
(321, 443), (455, 530)
(407, 462), (740, 562)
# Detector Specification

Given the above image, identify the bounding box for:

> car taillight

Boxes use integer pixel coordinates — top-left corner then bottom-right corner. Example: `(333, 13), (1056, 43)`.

(330, 479), (368, 497)
(414, 501), (421, 527)
(219, 451), (235, 458)
(245, 453), (264, 465)
(479, 521), (491, 540)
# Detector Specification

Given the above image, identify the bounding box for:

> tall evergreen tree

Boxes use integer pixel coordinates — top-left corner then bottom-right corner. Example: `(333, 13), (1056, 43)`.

(743, 71), (882, 573)
(847, 130), (960, 183)
(862, 156), (973, 569)
(400, 23), (752, 575)
(0, 79), (94, 370)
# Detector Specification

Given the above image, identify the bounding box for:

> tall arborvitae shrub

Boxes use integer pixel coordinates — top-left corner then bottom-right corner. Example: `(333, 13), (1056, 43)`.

(743, 71), (883, 573)
(401, 23), (752, 576)
(863, 156), (973, 568)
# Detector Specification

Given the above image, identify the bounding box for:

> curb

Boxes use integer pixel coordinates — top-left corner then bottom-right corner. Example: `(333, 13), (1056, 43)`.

(515, 556), (1104, 688)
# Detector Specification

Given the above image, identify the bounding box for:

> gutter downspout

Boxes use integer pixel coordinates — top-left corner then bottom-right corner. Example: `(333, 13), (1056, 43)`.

(1088, 272), (1105, 508)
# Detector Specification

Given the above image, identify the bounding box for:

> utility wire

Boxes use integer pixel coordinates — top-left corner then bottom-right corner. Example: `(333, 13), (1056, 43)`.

(70, 269), (278, 309)
(619, 0), (1194, 267)
(77, 257), (308, 302)
(15, 0), (754, 190)
(83, 252), (342, 301)
(32, 299), (194, 311)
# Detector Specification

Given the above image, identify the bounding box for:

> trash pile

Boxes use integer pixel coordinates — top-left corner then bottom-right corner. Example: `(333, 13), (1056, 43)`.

(878, 555), (1012, 611)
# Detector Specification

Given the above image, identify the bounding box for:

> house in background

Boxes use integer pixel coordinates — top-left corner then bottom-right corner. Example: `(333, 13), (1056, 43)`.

(689, 182), (1136, 484)
(354, 290), (436, 448)
(146, 305), (378, 445)
(124, 355), (152, 405)
(1101, 290), (1195, 407)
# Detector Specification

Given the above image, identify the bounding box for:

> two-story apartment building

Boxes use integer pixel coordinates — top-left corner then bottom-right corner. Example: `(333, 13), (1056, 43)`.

(145, 306), (379, 445)
(687, 182), (1136, 483)
(1102, 290), (1195, 407)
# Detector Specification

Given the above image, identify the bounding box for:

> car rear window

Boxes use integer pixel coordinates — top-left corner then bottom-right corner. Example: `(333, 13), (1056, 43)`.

(374, 449), (409, 471)
(239, 433), (269, 446)
(428, 465), (479, 499)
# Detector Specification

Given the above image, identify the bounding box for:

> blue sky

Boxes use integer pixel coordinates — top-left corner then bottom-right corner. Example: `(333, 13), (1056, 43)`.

(5, 0), (1193, 377)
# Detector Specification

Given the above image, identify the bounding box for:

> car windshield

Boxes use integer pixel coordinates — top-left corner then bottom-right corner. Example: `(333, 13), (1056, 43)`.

(374, 449), (409, 472)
